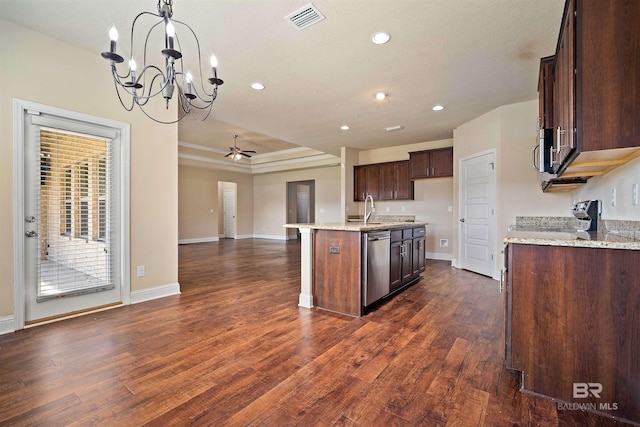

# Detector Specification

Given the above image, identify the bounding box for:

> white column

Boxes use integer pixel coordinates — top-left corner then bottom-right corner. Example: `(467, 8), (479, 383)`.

(298, 227), (314, 308)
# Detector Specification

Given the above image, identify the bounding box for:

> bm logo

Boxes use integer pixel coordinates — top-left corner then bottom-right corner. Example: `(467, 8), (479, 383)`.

(573, 382), (602, 398)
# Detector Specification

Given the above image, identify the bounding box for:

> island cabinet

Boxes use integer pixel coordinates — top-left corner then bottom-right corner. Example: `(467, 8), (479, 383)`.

(390, 226), (425, 293)
(408, 147), (453, 180)
(505, 243), (640, 424)
(313, 230), (362, 317)
(549, 0), (640, 179)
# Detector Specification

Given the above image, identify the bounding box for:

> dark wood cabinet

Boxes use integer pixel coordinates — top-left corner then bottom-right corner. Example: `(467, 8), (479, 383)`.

(506, 243), (640, 423)
(549, 0), (640, 178)
(409, 147), (453, 180)
(355, 161), (413, 201)
(380, 161), (413, 201)
(353, 164), (380, 201)
(390, 226), (425, 293)
(538, 56), (554, 129)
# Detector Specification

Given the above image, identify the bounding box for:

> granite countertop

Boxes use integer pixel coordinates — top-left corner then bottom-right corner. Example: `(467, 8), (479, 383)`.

(284, 221), (428, 232)
(503, 217), (640, 250)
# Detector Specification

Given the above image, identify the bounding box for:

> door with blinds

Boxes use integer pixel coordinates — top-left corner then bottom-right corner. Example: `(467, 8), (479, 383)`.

(22, 110), (125, 323)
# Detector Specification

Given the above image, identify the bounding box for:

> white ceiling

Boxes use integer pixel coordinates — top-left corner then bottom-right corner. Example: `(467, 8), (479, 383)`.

(0, 0), (564, 160)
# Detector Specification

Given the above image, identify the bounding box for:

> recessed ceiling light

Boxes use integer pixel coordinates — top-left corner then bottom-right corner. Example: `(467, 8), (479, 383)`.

(384, 125), (403, 132)
(432, 104), (445, 111)
(340, 125), (350, 131)
(375, 91), (387, 100)
(251, 82), (265, 90)
(371, 32), (391, 45)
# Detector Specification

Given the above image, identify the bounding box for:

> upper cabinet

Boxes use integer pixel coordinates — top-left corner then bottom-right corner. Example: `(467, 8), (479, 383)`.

(354, 161), (414, 201)
(549, 0), (640, 179)
(354, 164), (380, 201)
(409, 147), (453, 180)
(538, 56), (554, 130)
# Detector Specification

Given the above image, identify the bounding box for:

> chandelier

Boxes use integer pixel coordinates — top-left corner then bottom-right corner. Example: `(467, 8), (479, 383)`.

(100, 0), (223, 124)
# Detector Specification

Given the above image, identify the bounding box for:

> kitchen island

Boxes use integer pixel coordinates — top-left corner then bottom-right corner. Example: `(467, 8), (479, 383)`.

(285, 220), (428, 317)
(503, 219), (640, 425)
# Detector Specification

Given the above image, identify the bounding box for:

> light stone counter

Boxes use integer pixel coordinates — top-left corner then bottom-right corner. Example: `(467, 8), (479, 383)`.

(503, 218), (640, 250)
(284, 221), (428, 232)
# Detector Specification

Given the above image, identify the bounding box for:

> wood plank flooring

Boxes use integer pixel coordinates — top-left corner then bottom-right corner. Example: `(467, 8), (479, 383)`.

(0, 239), (633, 426)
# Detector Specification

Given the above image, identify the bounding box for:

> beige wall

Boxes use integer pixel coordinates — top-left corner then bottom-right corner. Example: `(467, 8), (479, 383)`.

(0, 18), (178, 317)
(352, 139), (455, 259)
(452, 100), (574, 275)
(574, 155), (640, 220)
(178, 163), (254, 240)
(253, 166), (342, 238)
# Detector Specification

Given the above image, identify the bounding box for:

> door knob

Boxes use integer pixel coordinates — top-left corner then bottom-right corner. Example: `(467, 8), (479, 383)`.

(25, 230), (38, 237)
(460, 218), (465, 222)
(25, 216), (36, 223)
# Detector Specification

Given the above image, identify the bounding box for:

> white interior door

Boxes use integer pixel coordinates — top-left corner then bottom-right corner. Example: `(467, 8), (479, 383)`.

(223, 187), (236, 238)
(459, 150), (496, 277)
(21, 109), (124, 323)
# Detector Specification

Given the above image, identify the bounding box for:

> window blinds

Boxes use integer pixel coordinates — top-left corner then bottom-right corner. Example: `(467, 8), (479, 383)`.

(36, 127), (114, 301)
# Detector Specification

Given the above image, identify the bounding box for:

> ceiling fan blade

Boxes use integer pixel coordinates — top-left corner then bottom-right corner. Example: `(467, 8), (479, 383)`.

(241, 152), (252, 158)
(243, 150), (257, 153)
(224, 152), (232, 157)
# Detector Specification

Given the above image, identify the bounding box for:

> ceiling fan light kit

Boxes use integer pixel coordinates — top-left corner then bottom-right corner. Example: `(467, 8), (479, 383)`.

(100, 0), (223, 124)
(225, 134), (256, 161)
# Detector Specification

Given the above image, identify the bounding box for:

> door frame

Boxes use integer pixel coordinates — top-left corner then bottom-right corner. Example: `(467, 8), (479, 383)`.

(12, 99), (131, 330)
(457, 148), (498, 279)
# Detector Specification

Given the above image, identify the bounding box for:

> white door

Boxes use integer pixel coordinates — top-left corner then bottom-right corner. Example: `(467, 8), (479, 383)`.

(19, 108), (126, 324)
(459, 151), (496, 277)
(223, 187), (236, 238)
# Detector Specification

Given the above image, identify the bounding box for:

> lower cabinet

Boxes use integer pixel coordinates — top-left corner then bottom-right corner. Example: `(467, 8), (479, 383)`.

(390, 226), (425, 293)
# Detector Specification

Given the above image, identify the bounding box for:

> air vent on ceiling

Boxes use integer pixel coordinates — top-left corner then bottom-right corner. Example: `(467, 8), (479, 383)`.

(285, 3), (325, 30)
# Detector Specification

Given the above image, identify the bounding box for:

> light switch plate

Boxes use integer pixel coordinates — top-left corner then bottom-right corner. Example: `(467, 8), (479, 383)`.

(633, 183), (638, 205)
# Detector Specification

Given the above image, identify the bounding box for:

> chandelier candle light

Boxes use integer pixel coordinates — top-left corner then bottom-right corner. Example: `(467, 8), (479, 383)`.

(100, 0), (223, 124)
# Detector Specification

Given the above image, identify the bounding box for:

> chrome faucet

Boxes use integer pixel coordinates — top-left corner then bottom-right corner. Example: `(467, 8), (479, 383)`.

(364, 194), (375, 225)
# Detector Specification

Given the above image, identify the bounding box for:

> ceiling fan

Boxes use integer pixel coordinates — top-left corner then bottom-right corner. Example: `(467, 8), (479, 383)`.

(225, 134), (256, 160)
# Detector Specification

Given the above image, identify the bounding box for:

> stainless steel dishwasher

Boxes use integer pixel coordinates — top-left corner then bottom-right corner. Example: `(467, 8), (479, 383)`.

(362, 230), (390, 307)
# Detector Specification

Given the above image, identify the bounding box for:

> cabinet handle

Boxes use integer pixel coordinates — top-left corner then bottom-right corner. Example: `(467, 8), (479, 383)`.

(556, 126), (567, 153)
(431, 167), (434, 176)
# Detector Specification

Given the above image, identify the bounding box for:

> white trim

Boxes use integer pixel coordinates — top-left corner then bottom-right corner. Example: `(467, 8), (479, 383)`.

(12, 99), (131, 329)
(426, 252), (453, 261)
(492, 270), (501, 281)
(0, 316), (15, 335)
(179, 153), (252, 170)
(251, 234), (288, 240)
(130, 282), (181, 304)
(178, 141), (228, 154)
(178, 237), (219, 244)
(298, 293), (314, 309)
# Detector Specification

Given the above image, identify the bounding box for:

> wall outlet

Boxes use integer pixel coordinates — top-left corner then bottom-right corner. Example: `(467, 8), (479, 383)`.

(611, 188), (617, 207)
(448, 206), (453, 213)
(385, 206), (390, 212)
(137, 265), (145, 277)
(320, 208), (325, 214)
(633, 183), (638, 206)
(440, 239), (449, 247)
(401, 206), (406, 212)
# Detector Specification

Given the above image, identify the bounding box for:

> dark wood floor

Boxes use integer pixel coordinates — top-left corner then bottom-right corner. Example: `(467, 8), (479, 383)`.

(0, 239), (633, 426)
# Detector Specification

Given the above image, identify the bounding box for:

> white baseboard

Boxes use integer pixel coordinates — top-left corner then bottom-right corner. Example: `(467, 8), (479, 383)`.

(234, 234), (255, 240)
(427, 252), (453, 261)
(178, 237), (219, 244)
(131, 282), (181, 304)
(492, 270), (501, 281)
(299, 293), (314, 309)
(251, 234), (288, 241)
(0, 315), (15, 335)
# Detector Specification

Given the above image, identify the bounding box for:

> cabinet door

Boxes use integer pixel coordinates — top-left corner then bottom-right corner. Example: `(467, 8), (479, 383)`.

(365, 165), (380, 200)
(401, 240), (413, 283)
(409, 151), (430, 179)
(553, 0), (576, 172)
(394, 161), (413, 200)
(390, 241), (402, 290)
(354, 166), (366, 201)
(538, 56), (554, 129)
(379, 163), (395, 200)
(412, 237), (425, 275)
(430, 148), (454, 177)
